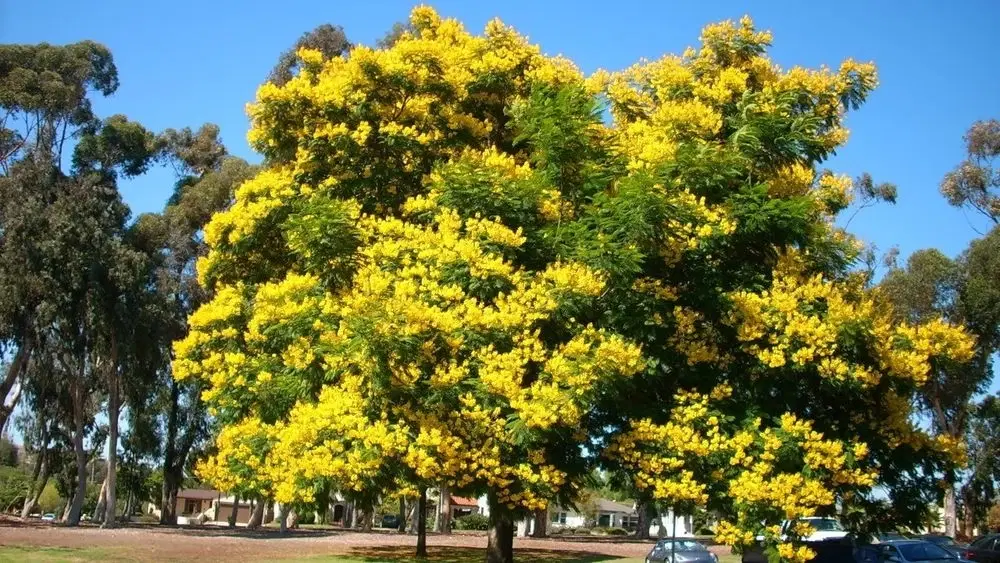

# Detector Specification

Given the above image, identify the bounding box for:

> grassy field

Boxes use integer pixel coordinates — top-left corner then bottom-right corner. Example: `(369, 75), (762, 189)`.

(0, 545), (742, 563)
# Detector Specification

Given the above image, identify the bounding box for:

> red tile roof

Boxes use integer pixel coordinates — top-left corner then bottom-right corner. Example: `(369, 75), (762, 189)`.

(450, 495), (479, 507)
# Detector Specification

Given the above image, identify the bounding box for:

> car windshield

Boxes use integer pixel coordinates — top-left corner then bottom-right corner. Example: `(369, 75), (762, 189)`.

(656, 540), (705, 551)
(806, 518), (844, 531)
(897, 542), (953, 561)
(924, 536), (955, 546)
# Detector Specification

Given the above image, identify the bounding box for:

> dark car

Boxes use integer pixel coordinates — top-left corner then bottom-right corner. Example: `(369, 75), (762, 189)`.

(877, 540), (974, 562)
(964, 534), (1000, 563)
(379, 514), (400, 529)
(645, 539), (718, 563)
(743, 540), (880, 563)
(915, 535), (971, 558)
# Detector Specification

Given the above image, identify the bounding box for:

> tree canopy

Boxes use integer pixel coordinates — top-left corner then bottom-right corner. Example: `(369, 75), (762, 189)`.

(175, 8), (974, 563)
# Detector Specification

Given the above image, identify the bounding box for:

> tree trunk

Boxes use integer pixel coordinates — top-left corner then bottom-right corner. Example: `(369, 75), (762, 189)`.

(416, 488), (428, 557)
(532, 508), (547, 538)
(944, 482), (957, 537)
(264, 500), (274, 524)
(92, 476), (108, 522)
(66, 379), (88, 526)
(160, 380), (181, 525)
(279, 504), (289, 533)
(0, 334), (32, 434)
(634, 500), (651, 539)
(362, 505), (373, 532)
(103, 341), (119, 528)
(21, 453), (50, 519)
(247, 498), (265, 529)
(62, 490), (75, 521)
(229, 496), (239, 528)
(486, 491), (514, 563)
(289, 509), (300, 529)
(398, 497), (408, 533)
(438, 482), (452, 534)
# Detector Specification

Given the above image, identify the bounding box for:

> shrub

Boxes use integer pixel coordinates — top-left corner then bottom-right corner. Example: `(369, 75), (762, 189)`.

(454, 513), (490, 530)
(697, 527), (715, 536)
(573, 526), (593, 535)
(138, 513), (159, 524)
(607, 527), (629, 536)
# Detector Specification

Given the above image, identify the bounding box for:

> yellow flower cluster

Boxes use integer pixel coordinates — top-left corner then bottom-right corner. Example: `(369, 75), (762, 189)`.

(727, 251), (973, 387)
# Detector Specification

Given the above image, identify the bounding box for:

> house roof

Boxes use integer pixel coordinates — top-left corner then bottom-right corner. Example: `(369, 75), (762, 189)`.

(595, 499), (636, 514)
(450, 495), (479, 507)
(177, 488), (220, 500)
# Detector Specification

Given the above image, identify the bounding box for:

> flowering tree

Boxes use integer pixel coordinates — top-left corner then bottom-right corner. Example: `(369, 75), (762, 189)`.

(176, 7), (973, 562)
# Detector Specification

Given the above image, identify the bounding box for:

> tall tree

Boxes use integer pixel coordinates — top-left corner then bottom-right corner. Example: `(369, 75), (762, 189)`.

(177, 9), (973, 563)
(267, 24), (351, 86)
(880, 227), (1000, 536)
(131, 129), (257, 524)
(940, 119), (1000, 225)
(0, 41), (119, 431)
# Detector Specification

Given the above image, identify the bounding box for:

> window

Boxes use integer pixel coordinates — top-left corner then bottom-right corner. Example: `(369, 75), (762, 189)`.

(971, 536), (997, 550)
(898, 542), (952, 560)
(598, 514), (611, 527)
(183, 499), (200, 515)
(550, 512), (566, 525)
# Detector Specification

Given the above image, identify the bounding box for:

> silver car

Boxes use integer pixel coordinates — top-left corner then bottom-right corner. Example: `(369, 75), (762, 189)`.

(645, 539), (719, 563)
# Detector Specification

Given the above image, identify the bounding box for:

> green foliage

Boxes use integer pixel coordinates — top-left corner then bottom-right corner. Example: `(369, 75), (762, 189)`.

(0, 437), (18, 466)
(940, 119), (1000, 224)
(268, 24), (351, 86)
(0, 465), (29, 510)
(453, 513), (490, 530)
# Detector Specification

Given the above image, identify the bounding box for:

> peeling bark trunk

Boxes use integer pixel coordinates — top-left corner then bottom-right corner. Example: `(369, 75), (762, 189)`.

(0, 334), (32, 434)
(289, 509), (300, 529)
(160, 380), (181, 525)
(532, 508), (547, 538)
(92, 477), (108, 521)
(21, 453), (49, 519)
(486, 491), (514, 563)
(438, 482), (451, 534)
(247, 498), (265, 529)
(416, 489), (428, 557)
(944, 481), (957, 537)
(103, 337), (119, 528)
(66, 377), (88, 526)
(634, 500), (651, 539)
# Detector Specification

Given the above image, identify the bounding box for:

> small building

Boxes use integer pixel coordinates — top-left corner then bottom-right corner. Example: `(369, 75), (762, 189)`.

(449, 496), (481, 520)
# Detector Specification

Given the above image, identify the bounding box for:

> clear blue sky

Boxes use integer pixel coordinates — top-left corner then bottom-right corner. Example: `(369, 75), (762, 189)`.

(3, 0), (997, 257)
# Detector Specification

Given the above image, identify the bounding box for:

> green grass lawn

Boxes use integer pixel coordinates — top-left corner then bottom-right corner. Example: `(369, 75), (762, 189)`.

(0, 545), (741, 563)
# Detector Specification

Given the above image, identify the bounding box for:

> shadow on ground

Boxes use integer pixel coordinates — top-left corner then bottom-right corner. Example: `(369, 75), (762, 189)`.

(344, 545), (632, 562)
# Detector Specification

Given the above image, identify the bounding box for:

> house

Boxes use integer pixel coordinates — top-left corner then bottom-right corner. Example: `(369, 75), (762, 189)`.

(449, 496), (481, 520)
(145, 489), (253, 525)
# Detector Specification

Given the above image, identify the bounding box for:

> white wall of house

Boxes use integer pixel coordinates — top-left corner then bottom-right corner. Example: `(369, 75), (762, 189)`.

(651, 508), (694, 537)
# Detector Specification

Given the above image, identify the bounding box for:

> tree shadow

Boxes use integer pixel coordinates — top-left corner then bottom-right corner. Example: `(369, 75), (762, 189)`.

(344, 545), (634, 562)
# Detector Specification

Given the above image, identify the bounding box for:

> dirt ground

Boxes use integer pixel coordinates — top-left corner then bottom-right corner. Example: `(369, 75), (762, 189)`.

(0, 517), (733, 561)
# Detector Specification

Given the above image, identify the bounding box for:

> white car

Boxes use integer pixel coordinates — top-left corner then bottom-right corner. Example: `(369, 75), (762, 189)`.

(40, 513), (56, 522)
(780, 517), (848, 542)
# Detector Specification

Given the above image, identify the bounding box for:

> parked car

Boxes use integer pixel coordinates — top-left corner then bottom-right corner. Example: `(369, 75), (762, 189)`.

(742, 540), (879, 563)
(877, 540), (974, 562)
(40, 513), (56, 522)
(914, 534), (971, 558)
(876, 532), (910, 543)
(645, 539), (718, 563)
(963, 534), (1000, 563)
(779, 517), (849, 542)
(380, 514), (400, 529)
